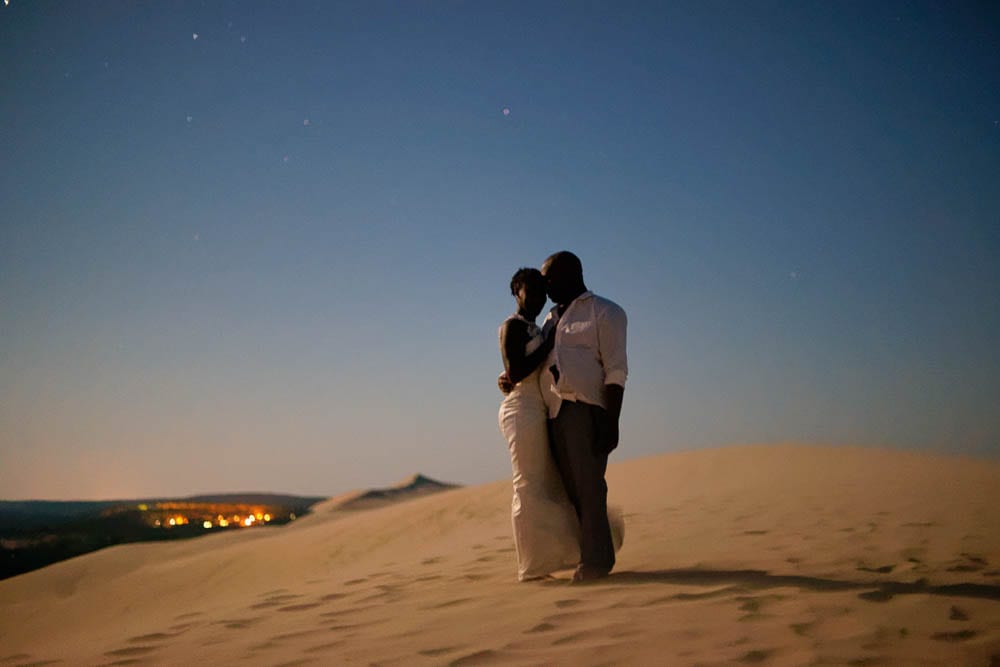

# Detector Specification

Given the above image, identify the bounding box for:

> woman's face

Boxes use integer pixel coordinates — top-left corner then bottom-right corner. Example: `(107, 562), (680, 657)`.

(517, 280), (548, 319)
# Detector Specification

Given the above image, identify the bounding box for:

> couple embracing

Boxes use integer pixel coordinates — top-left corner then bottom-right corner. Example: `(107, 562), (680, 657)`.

(497, 251), (627, 583)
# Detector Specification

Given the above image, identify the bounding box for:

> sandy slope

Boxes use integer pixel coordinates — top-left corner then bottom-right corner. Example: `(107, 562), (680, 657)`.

(0, 444), (997, 666)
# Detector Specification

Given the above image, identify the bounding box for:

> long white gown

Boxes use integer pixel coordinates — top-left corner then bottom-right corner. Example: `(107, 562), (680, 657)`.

(498, 314), (623, 581)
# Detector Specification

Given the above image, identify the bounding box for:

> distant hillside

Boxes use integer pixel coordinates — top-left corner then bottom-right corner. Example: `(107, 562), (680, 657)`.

(329, 474), (460, 511)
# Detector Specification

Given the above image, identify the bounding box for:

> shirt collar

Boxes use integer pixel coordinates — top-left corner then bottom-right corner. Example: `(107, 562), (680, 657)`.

(555, 290), (593, 317)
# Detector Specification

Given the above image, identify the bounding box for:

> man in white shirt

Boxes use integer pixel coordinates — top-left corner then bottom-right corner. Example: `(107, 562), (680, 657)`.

(541, 251), (627, 582)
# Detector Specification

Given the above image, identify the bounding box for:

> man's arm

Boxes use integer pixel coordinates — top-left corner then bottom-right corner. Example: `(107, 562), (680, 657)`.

(597, 301), (628, 452)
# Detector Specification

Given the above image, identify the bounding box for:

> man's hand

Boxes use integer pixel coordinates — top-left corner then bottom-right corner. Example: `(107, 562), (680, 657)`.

(595, 408), (619, 456)
(497, 372), (514, 395)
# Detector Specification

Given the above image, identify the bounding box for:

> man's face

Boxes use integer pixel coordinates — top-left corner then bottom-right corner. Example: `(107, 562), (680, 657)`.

(541, 258), (570, 305)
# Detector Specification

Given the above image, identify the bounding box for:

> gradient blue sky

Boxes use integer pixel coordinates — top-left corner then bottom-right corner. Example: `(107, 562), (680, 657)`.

(2, 1), (998, 500)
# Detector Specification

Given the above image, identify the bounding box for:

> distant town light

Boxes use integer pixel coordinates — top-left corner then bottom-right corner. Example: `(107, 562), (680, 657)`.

(203, 521), (212, 529)
(218, 519), (229, 527)
(137, 504), (148, 511)
(263, 514), (271, 522)
(168, 518), (176, 526)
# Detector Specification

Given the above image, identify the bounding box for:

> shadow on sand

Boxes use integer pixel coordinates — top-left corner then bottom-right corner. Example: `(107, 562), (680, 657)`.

(602, 568), (1000, 602)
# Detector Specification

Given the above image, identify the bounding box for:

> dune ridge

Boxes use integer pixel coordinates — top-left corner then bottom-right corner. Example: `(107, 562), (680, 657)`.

(0, 444), (997, 666)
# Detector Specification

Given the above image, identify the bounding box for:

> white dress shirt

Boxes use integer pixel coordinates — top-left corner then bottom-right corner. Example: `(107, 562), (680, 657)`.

(541, 291), (628, 418)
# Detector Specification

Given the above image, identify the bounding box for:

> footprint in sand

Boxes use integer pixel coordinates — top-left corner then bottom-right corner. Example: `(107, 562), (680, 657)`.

(449, 649), (499, 666)
(168, 621), (201, 632)
(271, 629), (326, 642)
(554, 599), (581, 608)
(736, 594), (784, 620)
(278, 603), (323, 612)
(343, 578), (368, 585)
(856, 564), (895, 574)
(946, 553), (989, 573)
(421, 557), (444, 566)
(319, 592), (347, 601)
(738, 649), (773, 663)
(949, 606), (969, 621)
(103, 646), (159, 658)
(252, 593), (304, 609)
(525, 623), (556, 633)
(553, 631), (589, 646)
(5, 659), (61, 667)
(418, 646), (463, 657)
(127, 633), (174, 643)
(931, 629), (977, 642)
(858, 590), (893, 603)
(743, 530), (769, 536)
(304, 640), (346, 654)
(172, 611), (203, 621)
(789, 621), (815, 636)
(427, 597), (473, 609)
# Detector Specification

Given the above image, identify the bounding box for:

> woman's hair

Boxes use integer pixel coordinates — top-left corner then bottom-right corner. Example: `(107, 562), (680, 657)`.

(510, 267), (544, 296)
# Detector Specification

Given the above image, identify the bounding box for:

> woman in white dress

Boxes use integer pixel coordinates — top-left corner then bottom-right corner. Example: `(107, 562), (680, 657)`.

(498, 268), (622, 581)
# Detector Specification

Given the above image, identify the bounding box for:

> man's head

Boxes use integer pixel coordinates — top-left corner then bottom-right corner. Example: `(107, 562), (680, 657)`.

(541, 251), (585, 305)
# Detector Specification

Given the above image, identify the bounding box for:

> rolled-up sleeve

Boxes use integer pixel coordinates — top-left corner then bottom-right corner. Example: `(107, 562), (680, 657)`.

(597, 300), (628, 387)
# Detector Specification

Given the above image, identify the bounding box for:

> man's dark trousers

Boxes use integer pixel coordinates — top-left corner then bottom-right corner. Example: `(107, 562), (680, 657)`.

(548, 400), (615, 572)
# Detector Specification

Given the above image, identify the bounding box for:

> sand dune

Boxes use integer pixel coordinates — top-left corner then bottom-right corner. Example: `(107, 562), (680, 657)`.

(0, 444), (997, 666)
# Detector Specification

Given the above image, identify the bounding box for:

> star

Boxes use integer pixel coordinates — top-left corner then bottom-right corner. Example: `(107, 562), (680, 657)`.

(186, 115), (193, 123)
(502, 107), (511, 116)
(192, 33), (199, 40)
(240, 35), (247, 43)
(303, 119), (310, 126)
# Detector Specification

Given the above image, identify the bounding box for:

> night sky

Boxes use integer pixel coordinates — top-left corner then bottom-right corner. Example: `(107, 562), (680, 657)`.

(2, 1), (998, 499)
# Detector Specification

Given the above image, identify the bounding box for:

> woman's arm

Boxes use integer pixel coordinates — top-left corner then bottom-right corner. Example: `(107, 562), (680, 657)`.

(500, 319), (554, 385)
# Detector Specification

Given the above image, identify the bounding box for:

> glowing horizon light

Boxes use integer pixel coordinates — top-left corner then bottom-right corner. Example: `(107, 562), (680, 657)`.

(137, 504), (148, 511)
(263, 514), (271, 522)
(168, 518), (176, 526)
(255, 513), (263, 520)
(218, 518), (229, 527)
(203, 521), (212, 529)
(243, 517), (253, 526)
